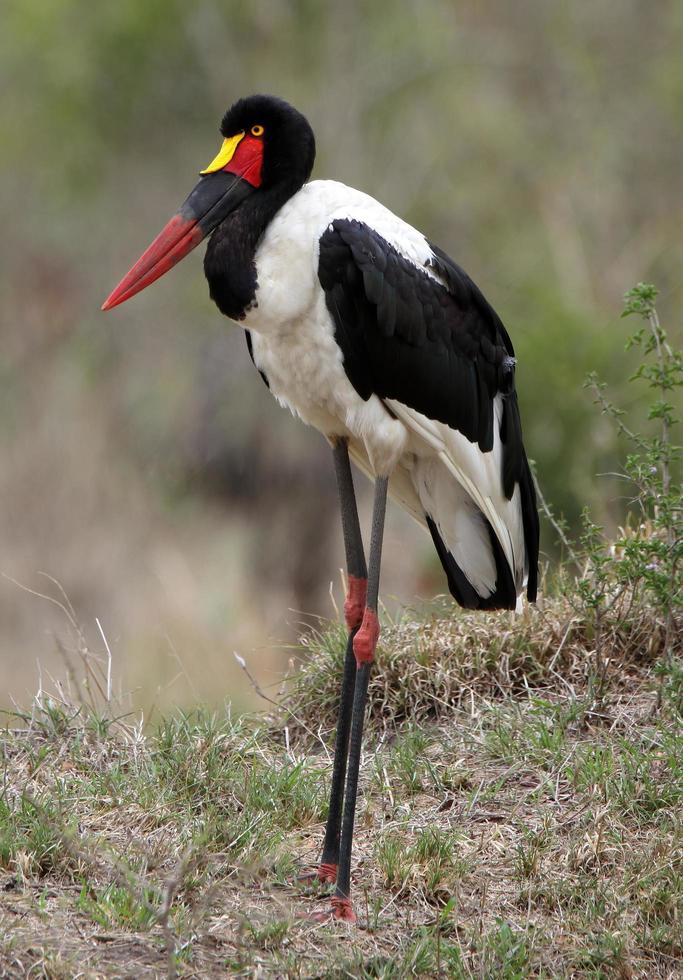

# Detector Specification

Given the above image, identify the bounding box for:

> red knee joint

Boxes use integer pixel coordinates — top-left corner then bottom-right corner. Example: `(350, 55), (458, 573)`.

(353, 608), (380, 665)
(318, 862), (337, 884)
(331, 895), (356, 923)
(344, 575), (367, 631)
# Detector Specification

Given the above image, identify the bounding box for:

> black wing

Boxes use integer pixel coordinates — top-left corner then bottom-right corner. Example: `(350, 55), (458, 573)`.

(318, 218), (538, 602)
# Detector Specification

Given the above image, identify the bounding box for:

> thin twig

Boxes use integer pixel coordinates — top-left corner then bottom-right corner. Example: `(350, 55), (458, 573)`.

(233, 652), (326, 746)
(532, 474), (580, 566)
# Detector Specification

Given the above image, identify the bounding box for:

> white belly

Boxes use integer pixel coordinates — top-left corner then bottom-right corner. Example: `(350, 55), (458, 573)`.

(239, 179), (432, 475)
(247, 310), (409, 476)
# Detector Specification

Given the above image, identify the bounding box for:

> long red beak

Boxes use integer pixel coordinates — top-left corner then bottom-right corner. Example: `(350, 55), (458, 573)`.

(102, 171), (255, 311)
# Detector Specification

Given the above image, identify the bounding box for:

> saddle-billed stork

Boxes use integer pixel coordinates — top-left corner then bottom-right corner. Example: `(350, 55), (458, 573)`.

(103, 94), (539, 922)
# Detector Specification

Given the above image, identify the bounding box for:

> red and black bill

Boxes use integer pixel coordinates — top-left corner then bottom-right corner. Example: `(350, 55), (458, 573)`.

(102, 130), (264, 311)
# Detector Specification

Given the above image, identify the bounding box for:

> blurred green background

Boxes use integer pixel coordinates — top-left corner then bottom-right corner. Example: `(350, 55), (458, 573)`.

(1, 0), (681, 713)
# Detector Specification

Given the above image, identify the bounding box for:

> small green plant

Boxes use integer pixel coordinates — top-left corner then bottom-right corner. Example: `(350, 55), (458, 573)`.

(479, 919), (531, 978)
(77, 882), (158, 930)
(383, 726), (430, 796)
(0, 794), (76, 878)
(576, 929), (633, 976)
(578, 284), (682, 706)
(376, 826), (467, 906)
(514, 823), (552, 880)
(376, 834), (411, 895)
(242, 916), (291, 950)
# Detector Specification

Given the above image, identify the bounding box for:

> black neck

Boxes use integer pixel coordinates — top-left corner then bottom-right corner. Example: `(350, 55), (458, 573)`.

(204, 181), (299, 321)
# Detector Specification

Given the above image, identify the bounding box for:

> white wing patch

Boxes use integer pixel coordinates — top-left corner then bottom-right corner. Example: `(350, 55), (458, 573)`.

(414, 455), (498, 595)
(386, 394), (527, 597)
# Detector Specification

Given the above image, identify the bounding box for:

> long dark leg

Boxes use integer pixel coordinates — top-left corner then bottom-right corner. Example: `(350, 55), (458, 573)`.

(317, 439), (368, 882)
(332, 474), (389, 921)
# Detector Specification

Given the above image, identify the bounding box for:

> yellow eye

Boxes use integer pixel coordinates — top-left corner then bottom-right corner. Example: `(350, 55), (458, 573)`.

(251, 124), (264, 137)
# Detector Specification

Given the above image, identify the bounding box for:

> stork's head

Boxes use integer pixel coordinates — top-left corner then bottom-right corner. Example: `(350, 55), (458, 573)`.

(102, 95), (315, 311)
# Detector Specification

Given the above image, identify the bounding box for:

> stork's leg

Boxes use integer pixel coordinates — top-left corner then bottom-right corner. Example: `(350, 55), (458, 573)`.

(331, 474), (388, 922)
(316, 438), (367, 883)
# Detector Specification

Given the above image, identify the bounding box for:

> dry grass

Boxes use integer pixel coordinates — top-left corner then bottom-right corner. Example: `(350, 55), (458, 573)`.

(287, 590), (678, 734)
(1, 599), (682, 978)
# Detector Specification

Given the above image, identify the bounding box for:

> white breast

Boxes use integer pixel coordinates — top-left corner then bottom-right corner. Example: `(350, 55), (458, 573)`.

(242, 180), (435, 474)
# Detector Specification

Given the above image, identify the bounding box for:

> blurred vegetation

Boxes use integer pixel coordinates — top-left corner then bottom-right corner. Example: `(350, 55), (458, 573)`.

(1, 1), (681, 708)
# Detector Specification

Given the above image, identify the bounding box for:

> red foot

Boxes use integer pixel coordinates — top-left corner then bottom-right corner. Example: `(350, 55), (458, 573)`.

(331, 896), (356, 923)
(353, 608), (380, 665)
(318, 861), (337, 884)
(344, 576), (367, 631)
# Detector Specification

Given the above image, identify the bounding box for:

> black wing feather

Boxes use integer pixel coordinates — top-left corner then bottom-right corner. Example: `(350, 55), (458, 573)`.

(319, 220), (509, 452)
(318, 218), (539, 604)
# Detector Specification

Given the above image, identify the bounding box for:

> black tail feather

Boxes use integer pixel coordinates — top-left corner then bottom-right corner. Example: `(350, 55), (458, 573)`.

(519, 452), (539, 602)
(425, 514), (518, 611)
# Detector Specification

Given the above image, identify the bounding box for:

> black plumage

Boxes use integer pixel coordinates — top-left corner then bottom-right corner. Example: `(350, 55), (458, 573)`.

(425, 515), (517, 610)
(318, 218), (539, 605)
